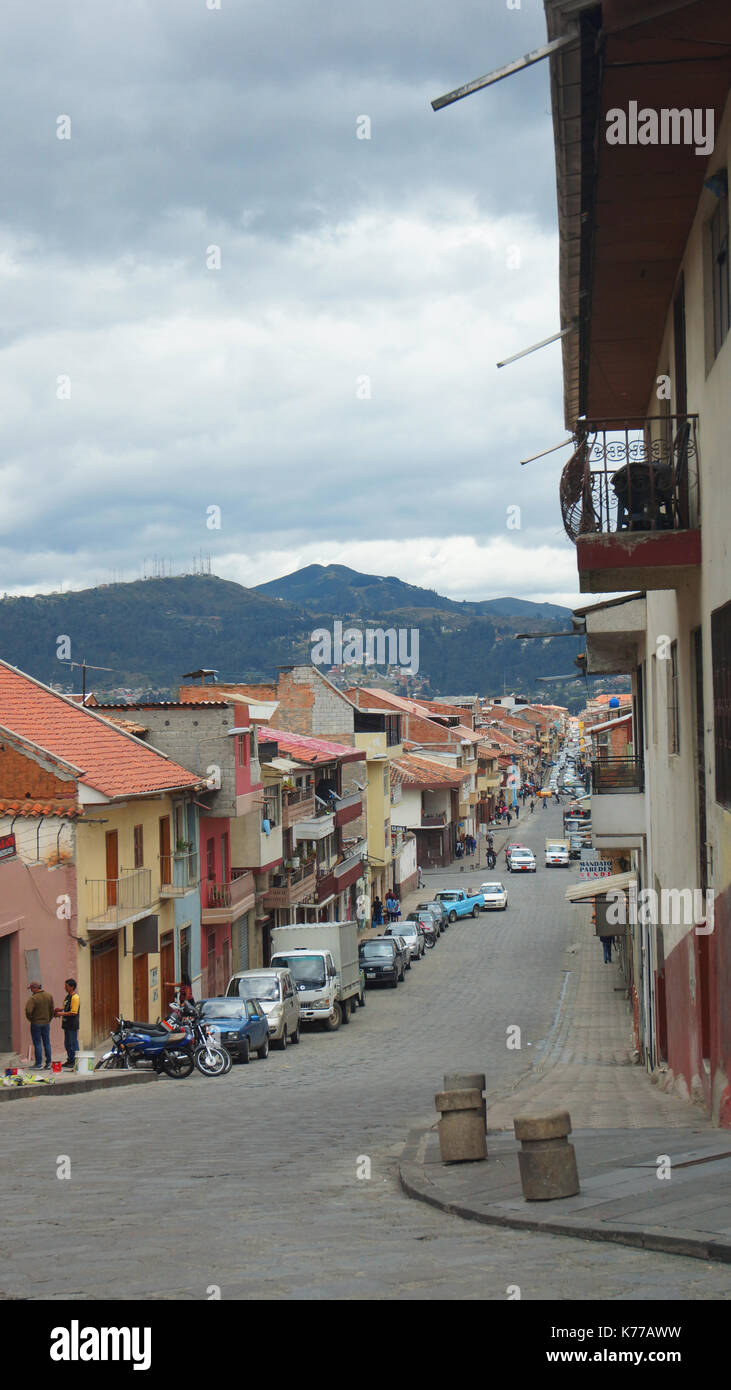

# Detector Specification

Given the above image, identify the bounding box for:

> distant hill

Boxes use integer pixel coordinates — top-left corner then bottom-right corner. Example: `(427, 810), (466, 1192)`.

(0, 569), (585, 701)
(255, 564), (572, 622)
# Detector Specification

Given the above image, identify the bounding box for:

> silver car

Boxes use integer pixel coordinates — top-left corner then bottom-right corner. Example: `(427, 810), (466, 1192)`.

(226, 968), (301, 1050)
(386, 921), (424, 961)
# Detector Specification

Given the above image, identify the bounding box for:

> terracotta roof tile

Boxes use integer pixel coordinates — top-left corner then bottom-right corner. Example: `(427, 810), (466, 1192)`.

(0, 798), (81, 818)
(0, 661), (201, 800)
(263, 727), (363, 766)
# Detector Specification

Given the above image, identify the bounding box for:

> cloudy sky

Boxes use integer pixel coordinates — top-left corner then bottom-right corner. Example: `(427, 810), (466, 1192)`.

(1, 0), (583, 607)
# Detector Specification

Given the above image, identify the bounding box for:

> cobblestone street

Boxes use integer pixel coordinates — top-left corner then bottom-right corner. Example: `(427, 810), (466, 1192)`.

(2, 810), (729, 1301)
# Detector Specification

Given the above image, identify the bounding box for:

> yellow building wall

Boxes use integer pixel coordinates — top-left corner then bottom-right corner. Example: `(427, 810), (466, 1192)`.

(75, 797), (180, 1044)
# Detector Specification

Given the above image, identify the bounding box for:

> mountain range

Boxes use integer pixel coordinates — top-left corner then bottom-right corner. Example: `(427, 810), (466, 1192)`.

(0, 565), (587, 702)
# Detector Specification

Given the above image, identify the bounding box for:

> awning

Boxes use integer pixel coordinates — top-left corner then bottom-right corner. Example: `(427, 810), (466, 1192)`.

(566, 871), (636, 903)
(264, 757), (301, 772)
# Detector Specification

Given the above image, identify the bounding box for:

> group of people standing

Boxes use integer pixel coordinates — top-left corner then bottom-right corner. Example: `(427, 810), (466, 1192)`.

(371, 891), (402, 926)
(455, 834), (477, 859)
(24, 979), (81, 1069)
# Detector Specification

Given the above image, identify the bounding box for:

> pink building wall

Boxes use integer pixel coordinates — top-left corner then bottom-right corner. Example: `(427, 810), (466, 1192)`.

(0, 858), (77, 1057)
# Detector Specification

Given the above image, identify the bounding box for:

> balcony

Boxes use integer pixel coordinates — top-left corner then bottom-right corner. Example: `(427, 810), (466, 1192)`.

(159, 850), (199, 898)
(281, 788), (315, 830)
(333, 789), (363, 827)
(85, 868), (153, 930)
(420, 811), (446, 828)
(592, 757), (644, 794)
(202, 868), (256, 925)
(590, 758), (646, 850)
(293, 810), (335, 843)
(263, 862), (317, 911)
(560, 416), (701, 593)
(335, 838), (367, 881)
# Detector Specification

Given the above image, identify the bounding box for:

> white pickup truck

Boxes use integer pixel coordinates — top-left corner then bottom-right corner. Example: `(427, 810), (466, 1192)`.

(545, 838), (570, 867)
(270, 922), (364, 1031)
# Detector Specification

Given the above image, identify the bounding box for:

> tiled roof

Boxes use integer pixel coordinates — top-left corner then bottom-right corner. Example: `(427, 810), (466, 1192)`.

(390, 754), (466, 788)
(0, 661), (201, 800)
(0, 798), (81, 818)
(263, 727), (363, 766)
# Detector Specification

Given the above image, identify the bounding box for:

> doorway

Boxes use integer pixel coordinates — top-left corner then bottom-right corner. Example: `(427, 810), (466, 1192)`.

(160, 932), (175, 1016)
(91, 936), (119, 1044)
(133, 953), (149, 1022)
(105, 831), (119, 908)
(0, 935), (12, 1051)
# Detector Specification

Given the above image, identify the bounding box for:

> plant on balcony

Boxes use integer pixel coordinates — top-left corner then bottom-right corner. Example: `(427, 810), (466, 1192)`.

(175, 838), (193, 855)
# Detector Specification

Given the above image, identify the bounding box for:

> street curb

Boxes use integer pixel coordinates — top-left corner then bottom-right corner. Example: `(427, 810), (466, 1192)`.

(0, 1071), (159, 1102)
(398, 1128), (731, 1265)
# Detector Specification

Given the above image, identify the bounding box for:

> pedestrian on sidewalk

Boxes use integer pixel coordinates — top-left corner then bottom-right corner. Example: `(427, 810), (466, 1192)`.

(372, 896), (384, 926)
(25, 981), (55, 1069)
(164, 972), (195, 1006)
(417, 865), (424, 888)
(600, 934), (614, 964)
(55, 979), (81, 1068)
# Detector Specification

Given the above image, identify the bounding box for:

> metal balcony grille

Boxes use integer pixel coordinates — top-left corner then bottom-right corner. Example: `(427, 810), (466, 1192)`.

(561, 415), (699, 542)
(591, 757), (645, 793)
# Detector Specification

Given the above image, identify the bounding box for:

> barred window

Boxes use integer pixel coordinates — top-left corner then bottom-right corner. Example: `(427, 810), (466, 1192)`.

(712, 602), (731, 808)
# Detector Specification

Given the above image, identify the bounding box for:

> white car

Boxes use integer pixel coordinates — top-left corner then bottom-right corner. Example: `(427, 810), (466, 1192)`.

(545, 843), (570, 867)
(480, 881), (508, 911)
(508, 850), (536, 873)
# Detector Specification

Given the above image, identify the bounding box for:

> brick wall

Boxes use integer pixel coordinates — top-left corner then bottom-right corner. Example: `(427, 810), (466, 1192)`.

(0, 744), (77, 802)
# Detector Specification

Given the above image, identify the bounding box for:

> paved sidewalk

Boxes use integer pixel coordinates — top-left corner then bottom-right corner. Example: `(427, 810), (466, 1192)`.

(399, 892), (731, 1263)
(0, 1045), (157, 1101)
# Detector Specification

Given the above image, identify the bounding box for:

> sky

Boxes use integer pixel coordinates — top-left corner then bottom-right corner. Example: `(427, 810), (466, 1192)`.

(1, 0), (584, 608)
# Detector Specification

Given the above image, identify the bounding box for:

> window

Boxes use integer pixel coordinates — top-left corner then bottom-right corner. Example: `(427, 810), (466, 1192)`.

(237, 734), (247, 765)
(709, 178), (730, 361)
(667, 641), (680, 755)
(133, 824), (144, 868)
(712, 601), (731, 808)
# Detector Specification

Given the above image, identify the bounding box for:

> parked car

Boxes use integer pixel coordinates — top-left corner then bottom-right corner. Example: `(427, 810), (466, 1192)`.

(508, 849), (537, 873)
(417, 900), (447, 932)
(197, 997), (270, 1062)
(433, 888), (485, 921)
(359, 936), (400, 988)
(386, 920), (424, 960)
(406, 909), (438, 947)
(480, 881), (508, 911)
(384, 931), (412, 972)
(226, 968), (300, 1049)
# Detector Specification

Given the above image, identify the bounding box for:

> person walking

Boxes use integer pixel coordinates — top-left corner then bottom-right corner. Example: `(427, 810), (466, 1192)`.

(372, 896), (384, 926)
(417, 865), (424, 889)
(506, 810), (512, 826)
(542, 797), (547, 810)
(600, 934), (614, 965)
(530, 800), (535, 813)
(514, 804), (519, 821)
(25, 981), (55, 1069)
(56, 979), (81, 1069)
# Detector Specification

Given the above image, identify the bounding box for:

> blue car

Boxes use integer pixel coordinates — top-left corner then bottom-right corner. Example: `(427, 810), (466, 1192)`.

(197, 997), (270, 1062)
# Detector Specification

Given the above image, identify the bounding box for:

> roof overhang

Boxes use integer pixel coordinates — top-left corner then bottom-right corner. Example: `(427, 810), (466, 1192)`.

(566, 869), (637, 901)
(546, 0), (731, 423)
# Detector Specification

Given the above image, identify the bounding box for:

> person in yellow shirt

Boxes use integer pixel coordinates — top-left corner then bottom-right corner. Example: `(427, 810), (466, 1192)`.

(55, 979), (81, 1068)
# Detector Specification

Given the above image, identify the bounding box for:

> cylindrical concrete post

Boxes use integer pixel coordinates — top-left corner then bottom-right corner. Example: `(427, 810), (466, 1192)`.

(513, 1110), (580, 1200)
(435, 1088), (487, 1163)
(444, 1072), (487, 1132)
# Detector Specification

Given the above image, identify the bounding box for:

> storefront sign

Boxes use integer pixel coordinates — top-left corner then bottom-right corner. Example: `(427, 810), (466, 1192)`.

(0, 833), (17, 862)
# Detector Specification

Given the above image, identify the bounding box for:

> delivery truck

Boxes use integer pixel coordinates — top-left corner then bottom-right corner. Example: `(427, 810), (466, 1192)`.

(270, 921), (363, 1031)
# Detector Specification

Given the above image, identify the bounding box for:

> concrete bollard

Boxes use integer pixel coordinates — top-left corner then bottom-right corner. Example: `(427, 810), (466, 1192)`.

(513, 1110), (580, 1200)
(435, 1088), (487, 1163)
(444, 1072), (487, 1132)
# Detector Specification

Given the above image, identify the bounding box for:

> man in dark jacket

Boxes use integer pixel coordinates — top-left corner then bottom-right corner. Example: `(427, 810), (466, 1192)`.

(25, 982), (55, 1068)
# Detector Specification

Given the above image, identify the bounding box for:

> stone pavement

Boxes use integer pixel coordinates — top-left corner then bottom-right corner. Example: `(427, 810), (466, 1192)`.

(399, 880), (731, 1264)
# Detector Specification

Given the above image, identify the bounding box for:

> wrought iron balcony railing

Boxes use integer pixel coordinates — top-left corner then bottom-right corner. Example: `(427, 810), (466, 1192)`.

(591, 757), (645, 794)
(560, 415), (699, 542)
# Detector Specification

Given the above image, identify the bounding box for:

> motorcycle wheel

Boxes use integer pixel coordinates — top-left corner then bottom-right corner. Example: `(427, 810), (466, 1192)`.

(94, 1052), (128, 1071)
(194, 1044), (230, 1077)
(161, 1049), (195, 1079)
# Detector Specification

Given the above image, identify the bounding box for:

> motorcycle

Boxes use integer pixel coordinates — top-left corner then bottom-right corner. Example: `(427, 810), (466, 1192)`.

(486, 849), (497, 870)
(165, 1000), (231, 1076)
(94, 1016), (195, 1078)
